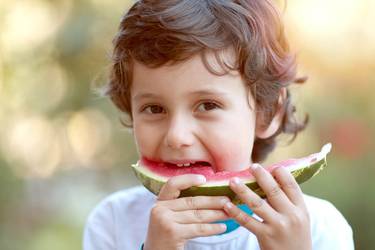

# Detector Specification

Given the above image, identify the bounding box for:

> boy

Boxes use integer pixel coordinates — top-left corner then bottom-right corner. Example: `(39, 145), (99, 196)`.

(84, 0), (354, 249)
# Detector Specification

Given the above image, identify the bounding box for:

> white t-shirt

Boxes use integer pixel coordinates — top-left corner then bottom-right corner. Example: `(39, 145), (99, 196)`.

(83, 186), (354, 250)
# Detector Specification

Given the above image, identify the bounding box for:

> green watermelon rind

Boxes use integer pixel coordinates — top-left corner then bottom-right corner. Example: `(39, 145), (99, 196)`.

(131, 153), (327, 205)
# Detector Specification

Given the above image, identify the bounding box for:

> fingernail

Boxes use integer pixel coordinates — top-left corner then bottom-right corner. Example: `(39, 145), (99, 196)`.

(225, 202), (234, 209)
(221, 197), (230, 205)
(272, 166), (282, 172)
(197, 175), (206, 183)
(231, 177), (241, 185)
(220, 224), (227, 230)
(251, 163), (261, 171)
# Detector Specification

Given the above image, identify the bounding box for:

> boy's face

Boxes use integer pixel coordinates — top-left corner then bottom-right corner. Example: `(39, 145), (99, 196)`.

(131, 53), (257, 172)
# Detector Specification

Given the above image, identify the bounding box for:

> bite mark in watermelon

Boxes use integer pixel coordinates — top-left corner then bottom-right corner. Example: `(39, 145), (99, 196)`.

(131, 143), (332, 204)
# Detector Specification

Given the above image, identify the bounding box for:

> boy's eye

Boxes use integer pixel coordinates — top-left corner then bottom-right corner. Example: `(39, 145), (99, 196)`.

(196, 101), (220, 112)
(142, 105), (165, 114)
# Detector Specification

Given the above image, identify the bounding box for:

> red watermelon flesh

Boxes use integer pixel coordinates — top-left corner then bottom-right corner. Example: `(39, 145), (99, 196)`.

(140, 152), (319, 181)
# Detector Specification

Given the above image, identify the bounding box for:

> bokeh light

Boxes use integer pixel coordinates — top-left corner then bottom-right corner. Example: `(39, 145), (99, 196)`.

(66, 109), (112, 167)
(1, 114), (60, 178)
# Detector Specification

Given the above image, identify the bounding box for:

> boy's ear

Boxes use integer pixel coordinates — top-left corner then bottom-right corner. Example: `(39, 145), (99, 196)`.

(255, 88), (287, 139)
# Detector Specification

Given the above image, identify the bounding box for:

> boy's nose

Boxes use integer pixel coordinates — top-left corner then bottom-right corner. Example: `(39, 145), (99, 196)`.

(164, 115), (194, 149)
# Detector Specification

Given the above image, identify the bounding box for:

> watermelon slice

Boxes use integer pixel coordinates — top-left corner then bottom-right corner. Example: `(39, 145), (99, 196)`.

(131, 143), (332, 204)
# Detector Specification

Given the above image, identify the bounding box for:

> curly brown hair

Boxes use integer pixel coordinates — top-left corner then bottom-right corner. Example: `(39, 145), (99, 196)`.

(103, 0), (308, 163)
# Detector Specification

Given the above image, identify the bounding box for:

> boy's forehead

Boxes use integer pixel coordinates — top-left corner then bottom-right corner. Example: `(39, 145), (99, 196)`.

(131, 50), (243, 99)
(132, 48), (239, 81)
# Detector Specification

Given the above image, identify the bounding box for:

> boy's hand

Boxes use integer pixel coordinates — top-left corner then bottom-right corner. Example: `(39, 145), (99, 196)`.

(144, 174), (230, 250)
(224, 164), (312, 250)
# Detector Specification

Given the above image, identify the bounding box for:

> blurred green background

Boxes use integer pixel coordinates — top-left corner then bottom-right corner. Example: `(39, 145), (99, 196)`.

(0, 0), (374, 249)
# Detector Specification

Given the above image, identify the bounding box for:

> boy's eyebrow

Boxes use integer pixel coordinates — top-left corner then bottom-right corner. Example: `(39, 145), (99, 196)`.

(188, 89), (229, 97)
(133, 89), (229, 102)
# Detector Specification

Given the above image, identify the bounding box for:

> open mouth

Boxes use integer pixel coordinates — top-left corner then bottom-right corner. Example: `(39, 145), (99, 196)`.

(164, 161), (218, 174)
(165, 161), (212, 168)
(140, 158), (218, 176)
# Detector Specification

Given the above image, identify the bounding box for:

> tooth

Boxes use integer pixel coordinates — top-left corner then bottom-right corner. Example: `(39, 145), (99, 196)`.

(177, 164), (183, 167)
(183, 163), (190, 167)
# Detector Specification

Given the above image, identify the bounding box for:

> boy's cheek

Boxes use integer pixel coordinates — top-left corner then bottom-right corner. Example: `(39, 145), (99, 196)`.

(133, 126), (158, 154)
(211, 141), (253, 172)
